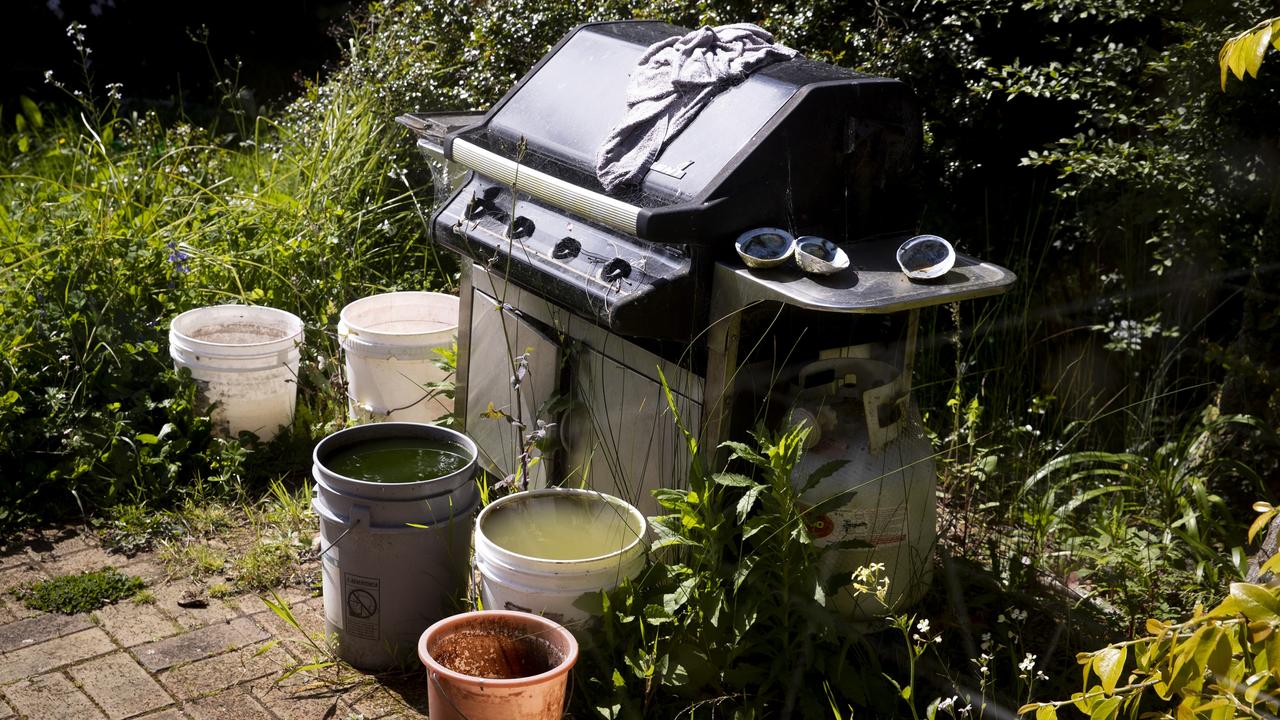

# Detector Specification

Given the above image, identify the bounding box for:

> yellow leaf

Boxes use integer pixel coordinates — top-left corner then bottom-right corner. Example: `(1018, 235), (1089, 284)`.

(1036, 705), (1058, 720)
(1245, 27), (1273, 78)
(1262, 552), (1280, 576)
(1230, 583), (1280, 622)
(1146, 618), (1169, 636)
(1249, 620), (1274, 644)
(1249, 509), (1276, 543)
(1229, 35), (1252, 81)
(1255, 502), (1275, 514)
(1220, 42), (1232, 90)
(1094, 646), (1127, 694)
(1266, 634), (1280, 678)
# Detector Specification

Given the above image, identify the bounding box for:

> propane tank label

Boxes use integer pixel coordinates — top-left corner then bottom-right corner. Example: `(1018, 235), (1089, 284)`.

(343, 573), (381, 641)
(809, 504), (908, 547)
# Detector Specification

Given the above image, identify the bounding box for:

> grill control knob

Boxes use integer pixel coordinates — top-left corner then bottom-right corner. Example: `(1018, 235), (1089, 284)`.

(510, 216), (535, 239)
(601, 258), (631, 282)
(465, 197), (495, 220)
(552, 237), (581, 260)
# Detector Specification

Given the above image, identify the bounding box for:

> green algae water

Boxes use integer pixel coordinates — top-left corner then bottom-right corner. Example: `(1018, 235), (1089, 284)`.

(481, 494), (641, 560)
(325, 437), (470, 483)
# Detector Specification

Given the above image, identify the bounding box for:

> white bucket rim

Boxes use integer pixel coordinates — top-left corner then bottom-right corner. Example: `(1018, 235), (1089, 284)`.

(476, 488), (648, 567)
(171, 304), (304, 352)
(339, 291), (459, 339)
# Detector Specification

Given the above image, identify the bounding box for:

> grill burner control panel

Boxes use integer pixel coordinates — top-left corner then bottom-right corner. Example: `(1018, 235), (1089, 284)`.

(433, 176), (701, 340)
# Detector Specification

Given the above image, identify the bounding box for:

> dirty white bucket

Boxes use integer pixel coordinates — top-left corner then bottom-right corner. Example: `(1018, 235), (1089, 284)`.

(474, 489), (647, 625)
(338, 292), (458, 423)
(312, 422), (478, 671)
(169, 305), (303, 441)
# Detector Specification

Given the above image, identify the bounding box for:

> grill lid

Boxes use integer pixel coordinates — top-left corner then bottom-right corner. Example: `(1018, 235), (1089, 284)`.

(442, 21), (922, 244)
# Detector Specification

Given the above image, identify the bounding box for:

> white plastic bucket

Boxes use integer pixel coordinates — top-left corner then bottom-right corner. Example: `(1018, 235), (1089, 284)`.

(169, 305), (303, 441)
(312, 422), (479, 670)
(338, 292), (458, 423)
(474, 489), (647, 625)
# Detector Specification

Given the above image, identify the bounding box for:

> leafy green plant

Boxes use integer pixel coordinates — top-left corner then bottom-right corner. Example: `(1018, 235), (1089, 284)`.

(94, 502), (182, 556)
(16, 567), (145, 614)
(574, 374), (888, 718)
(1018, 412), (1266, 626)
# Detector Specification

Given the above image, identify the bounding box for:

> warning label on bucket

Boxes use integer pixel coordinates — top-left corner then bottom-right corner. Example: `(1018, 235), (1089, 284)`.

(343, 573), (380, 641)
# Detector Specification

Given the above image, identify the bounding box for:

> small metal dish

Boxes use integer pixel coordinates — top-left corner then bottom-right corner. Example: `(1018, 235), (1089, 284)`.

(896, 234), (956, 280)
(735, 228), (796, 269)
(794, 236), (849, 275)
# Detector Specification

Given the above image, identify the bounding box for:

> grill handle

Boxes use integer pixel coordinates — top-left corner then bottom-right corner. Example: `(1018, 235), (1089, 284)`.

(450, 139), (642, 237)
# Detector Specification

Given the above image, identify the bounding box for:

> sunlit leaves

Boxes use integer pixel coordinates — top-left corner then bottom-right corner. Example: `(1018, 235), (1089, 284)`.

(1026, 582), (1280, 717)
(1219, 17), (1280, 90)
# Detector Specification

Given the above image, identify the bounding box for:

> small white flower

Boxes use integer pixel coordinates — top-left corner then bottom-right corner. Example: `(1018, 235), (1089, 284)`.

(938, 696), (958, 711)
(980, 632), (992, 651)
(1011, 608), (1028, 622)
(917, 619), (931, 634)
(43, 69), (54, 84)
(1019, 653), (1037, 673)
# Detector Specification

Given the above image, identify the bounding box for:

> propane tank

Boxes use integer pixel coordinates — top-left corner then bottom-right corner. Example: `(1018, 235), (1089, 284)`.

(785, 358), (936, 618)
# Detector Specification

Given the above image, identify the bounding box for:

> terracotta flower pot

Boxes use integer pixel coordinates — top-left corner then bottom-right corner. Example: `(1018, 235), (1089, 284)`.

(418, 610), (578, 720)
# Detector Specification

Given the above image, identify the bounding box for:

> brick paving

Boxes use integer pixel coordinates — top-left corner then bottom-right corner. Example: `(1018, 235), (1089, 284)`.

(0, 526), (430, 719)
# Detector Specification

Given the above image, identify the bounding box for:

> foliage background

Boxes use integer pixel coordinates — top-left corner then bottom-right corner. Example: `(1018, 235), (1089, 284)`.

(3, 0), (1280, 714)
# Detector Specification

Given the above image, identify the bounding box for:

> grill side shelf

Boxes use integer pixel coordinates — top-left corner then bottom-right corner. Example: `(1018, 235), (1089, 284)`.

(713, 237), (1016, 314)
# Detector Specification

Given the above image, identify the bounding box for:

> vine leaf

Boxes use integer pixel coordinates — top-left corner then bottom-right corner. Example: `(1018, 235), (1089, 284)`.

(1220, 17), (1280, 90)
(1229, 582), (1280, 622)
(1093, 646), (1127, 694)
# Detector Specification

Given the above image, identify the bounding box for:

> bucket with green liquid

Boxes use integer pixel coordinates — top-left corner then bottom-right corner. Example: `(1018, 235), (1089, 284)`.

(312, 422), (478, 670)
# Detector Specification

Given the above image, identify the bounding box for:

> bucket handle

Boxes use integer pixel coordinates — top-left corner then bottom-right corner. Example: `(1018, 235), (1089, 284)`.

(317, 505), (369, 558)
(430, 670), (476, 720)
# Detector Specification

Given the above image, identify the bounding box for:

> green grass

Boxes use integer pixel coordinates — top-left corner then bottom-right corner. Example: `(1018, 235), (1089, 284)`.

(17, 568), (145, 614)
(0, 13), (450, 529)
(233, 539), (300, 593)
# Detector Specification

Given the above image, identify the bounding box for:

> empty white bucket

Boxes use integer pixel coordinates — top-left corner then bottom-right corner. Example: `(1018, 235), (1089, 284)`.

(312, 422), (479, 670)
(474, 488), (647, 625)
(169, 305), (303, 441)
(338, 292), (458, 423)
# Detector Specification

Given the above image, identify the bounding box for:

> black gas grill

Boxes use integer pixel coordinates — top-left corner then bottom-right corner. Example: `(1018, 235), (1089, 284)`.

(416, 20), (922, 340)
(400, 20), (1014, 516)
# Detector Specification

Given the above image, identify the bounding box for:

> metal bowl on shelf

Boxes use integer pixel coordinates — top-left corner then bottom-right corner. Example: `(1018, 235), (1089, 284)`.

(735, 228), (796, 269)
(794, 236), (850, 275)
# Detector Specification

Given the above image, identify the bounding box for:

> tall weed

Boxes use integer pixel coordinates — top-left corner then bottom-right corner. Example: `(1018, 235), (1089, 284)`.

(0, 19), (448, 528)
